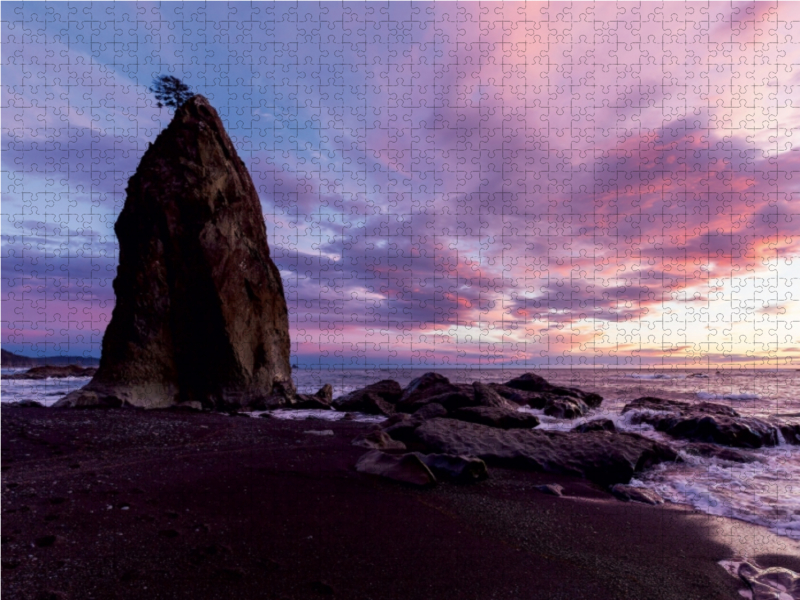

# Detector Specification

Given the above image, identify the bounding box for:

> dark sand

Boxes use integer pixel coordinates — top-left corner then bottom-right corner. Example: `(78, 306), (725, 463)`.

(1, 406), (791, 600)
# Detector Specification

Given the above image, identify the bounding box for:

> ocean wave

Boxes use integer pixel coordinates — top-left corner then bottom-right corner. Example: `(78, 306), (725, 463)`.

(637, 444), (800, 541)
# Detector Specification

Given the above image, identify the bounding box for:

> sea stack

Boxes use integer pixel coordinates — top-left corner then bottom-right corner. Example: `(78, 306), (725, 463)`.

(56, 95), (293, 410)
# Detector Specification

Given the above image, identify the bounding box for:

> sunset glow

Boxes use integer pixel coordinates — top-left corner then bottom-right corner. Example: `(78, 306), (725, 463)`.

(3, 2), (800, 368)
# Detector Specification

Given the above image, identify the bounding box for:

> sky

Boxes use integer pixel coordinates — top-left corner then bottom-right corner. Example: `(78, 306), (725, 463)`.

(3, 1), (800, 369)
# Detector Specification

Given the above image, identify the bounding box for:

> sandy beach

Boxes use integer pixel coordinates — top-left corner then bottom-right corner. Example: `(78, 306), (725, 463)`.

(5, 405), (796, 600)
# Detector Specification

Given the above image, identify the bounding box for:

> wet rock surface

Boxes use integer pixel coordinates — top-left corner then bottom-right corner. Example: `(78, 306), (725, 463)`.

(683, 443), (758, 463)
(622, 397), (784, 448)
(293, 385), (335, 410)
(355, 450), (436, 487)
(448, 406), (540, 429)
(396, 417), (679, 487)
(332, 380), (402, 415)
(573, 419), (617, 433)
(411, 453), (489, 483)
(352, 430), (407, 451)
(56, 95), (292, 410)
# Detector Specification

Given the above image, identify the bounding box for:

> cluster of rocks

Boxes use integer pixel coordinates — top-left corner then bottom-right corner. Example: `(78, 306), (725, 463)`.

(621, 396), (800, 449)
(330, 372), (676, 502)
(333, 372), (800, 505)
(314, 371), (603, 422)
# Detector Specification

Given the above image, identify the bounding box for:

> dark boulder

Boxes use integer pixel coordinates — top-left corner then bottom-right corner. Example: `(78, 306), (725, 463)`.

(398, 418), (679, 487)
(621, 397), (737, 417)
(683, 443), (757, 463)
(292, 397), (331, 410)
(292, 384), (334, 410)
(449, 406), (540, 429)
(395, 372), (463, 412)
(573, 419), (616, 433)
(314, 384), (333, 404)
(413, 402), (448, 420)
(656, 414), (779, 448)
(472, 382), (513, 408)
(55, 96), (293, 410)
(352, 430), (407, 451)
(382, 415), (425, 446)
(778, 422), (800, 445)
(504, 373), (552, 393)
(333, 380), (403, 415)
(412, 453), (488, 483)
(622, 397), (780, 448)
(543, 396), (589, 419)
(6, 400), (45, 408)
(334, 392), (396, 416)
(534, 484), (564, 496)
(355, 451), (436, 487)
(396, 376), (516, 414)
(502, 373), (603, 409)
(489, 384), (542, 405)
(415, 390), (477, 412)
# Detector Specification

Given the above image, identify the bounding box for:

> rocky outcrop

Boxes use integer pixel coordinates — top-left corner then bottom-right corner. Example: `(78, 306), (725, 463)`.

(683, 443), (757, 463)
(490, 373), (602, 419)
(395, 372), (458, 411)
(332, 380), (402, 415)
(622, 398), (783, 448)
(500, 373), (603, 408)
(293, 385), (334, 410)
(355, 451), (436, 487)
(395, 374), (515, 414)
(55, 96), (292, 410)
(449, 406), (540, 430)
(413, 403), (448, 420)
(352, 430), (407, 451)
(393, 417), (679, 487)
(2, 365), (97, 380)
(573, 419), (616, 433)
(412, 453), (488, 483)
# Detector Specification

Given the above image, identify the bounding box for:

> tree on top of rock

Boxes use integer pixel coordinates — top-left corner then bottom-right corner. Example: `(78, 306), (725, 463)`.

(149, 75), (193, 109)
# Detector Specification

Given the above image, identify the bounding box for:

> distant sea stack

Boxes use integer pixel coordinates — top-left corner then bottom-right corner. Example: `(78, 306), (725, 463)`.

(57, 95), (293, 410)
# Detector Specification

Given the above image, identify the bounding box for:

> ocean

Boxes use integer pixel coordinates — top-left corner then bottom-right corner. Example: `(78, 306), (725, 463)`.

(3, 366), (799, 542)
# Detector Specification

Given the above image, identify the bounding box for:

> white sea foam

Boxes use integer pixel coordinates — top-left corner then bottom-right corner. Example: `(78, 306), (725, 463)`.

(623, 373), (686, 380)
(638, 445), (800, 540)
(260, 409), (386, 424)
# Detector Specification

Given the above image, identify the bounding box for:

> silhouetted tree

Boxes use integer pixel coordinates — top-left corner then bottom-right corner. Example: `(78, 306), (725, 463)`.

(149, 75), (193, 108)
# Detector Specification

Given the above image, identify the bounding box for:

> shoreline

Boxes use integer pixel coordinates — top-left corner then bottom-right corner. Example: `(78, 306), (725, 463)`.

(4, 405), (796, 599)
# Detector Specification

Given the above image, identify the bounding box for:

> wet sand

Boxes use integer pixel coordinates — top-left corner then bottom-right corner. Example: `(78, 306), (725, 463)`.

(2, 405), (794, 600)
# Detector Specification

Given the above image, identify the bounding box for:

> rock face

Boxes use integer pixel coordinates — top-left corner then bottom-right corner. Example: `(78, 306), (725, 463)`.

(397, 418), (678, 487)
(449, 406), (540, 430)
(332, 380), (402, 415)
(355, 451), (436, 487)
(622, 397), (783, 449)
(490, 374), (603, 419)
(56, 96), (292, 410)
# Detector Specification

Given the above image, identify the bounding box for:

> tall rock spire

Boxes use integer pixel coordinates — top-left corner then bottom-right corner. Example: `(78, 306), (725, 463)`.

(57, 95), (293, 409)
